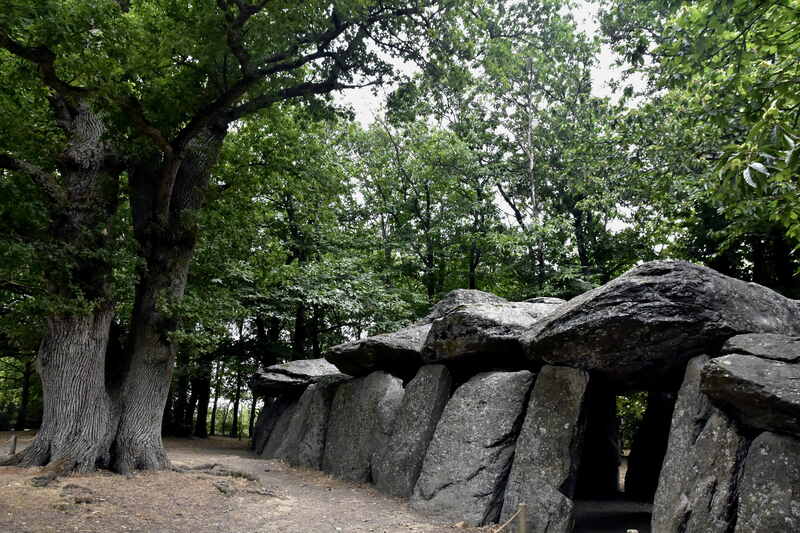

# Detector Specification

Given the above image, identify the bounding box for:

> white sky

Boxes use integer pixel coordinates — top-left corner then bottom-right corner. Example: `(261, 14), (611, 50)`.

(334, 1), (641, 126)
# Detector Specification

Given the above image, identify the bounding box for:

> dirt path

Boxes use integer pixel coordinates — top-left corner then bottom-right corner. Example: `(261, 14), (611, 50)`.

(0, 433), (489, 533)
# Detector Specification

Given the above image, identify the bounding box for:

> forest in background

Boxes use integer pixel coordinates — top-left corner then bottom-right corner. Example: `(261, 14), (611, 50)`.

(0, 0), (798, 458)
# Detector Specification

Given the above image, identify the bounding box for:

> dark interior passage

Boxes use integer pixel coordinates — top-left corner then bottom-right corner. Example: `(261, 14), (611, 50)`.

(573, 386), (676, 533)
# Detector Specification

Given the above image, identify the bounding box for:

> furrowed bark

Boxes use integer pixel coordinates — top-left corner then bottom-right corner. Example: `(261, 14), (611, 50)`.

(1, 101), (122, 474)
(114, 125), (226, 472)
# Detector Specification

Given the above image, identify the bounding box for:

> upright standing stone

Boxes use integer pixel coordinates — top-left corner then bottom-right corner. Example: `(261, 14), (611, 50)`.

(261, 400), (299, 458)
(253, 394), (298, 455)
(322, 371), (404, 482)
(372, 365), (453, 498)
(410, 370), (533, 526)
(735, 431), (800, 532)
(653, 356), (749, 533)
(270, 375), (347, 469)
(500, 366), (590, 533)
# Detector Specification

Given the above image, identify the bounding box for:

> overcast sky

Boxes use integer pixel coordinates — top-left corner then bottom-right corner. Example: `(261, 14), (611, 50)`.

(334, 1), (639, 126)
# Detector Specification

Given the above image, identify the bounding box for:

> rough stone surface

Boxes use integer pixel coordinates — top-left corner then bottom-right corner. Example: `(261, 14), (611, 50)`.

(653, 356), (749, 533)
(624, 391), (676, 502)
(325, 323), (431, 379)
(735, 432), (800, 533)
(410, 370), (533, 526)
(500, 366), (589, 533)
(372, 365), (453, 498)
(322, 371), (405, 482)
(424, 289), (508, 321)
(268, 375), (348, 469)
(261, 400), (299, 458)
(252, 394), (298, 455)
(524, 260), (800, 387)
(701, 354), (800, 438)
(249, 358), (347, 396)
(722, 332), (800, 362)
(422, 301), (563, 367)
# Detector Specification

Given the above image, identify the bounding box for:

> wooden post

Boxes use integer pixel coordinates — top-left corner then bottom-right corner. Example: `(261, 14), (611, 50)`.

(517, 503), (527, 533)
(8, 435), (17, 455)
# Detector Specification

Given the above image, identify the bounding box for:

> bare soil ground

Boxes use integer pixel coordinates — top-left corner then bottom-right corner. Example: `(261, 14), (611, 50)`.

(0, 432), (491, 533)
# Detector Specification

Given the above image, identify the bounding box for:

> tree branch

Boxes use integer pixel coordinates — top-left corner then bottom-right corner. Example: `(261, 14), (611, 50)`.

(0, 154), (66, 204)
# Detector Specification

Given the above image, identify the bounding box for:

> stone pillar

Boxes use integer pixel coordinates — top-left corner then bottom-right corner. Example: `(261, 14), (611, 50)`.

(500, 366), (590, 533)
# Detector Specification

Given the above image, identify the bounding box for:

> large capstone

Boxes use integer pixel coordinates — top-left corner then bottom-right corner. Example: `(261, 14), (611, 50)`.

(524, 260), (800, 387)
(325, 289), (510, 379)
(325, 323), (431, 379)
(372, 365), (453, 498)
(652, 356), (749, 533)
(422, 300), (563, 369)
(249, 358), (347, 396)
(734, 431), (800, 532)
(322, 371), (404, 482)
(410, 370), (533, 526)
(500, 366), (589, 533)
(701, 353), (800, 438)
(266, 375), (347, 469)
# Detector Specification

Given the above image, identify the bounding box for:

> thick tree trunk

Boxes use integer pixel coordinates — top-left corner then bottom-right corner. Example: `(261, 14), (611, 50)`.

(3, 310), (117, 472)
(14, 359), (32, 431)
(112, 255), (192, 473)
(115, 125), (226, 472)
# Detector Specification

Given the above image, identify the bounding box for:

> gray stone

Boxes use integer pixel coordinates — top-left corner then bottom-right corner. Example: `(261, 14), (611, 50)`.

(261, 400), (299, 458)
(322, 371), (404, 482)
(524, 260), (800, 388)
(722, 333), (800, 362)
(252, 394), (298, 455)
(652, 356), (749, 533)
(269, 375), (348, 469)
(372, 365), (453, 498)
(424, 289), (507, 321)
(325, 323), (431, 379)
(249, 358), (347, 396)
(524, 297), (567, 305)
(500, 366), (589, 533)
(701, 354), (800, 438)
(422, 301), (563, 367)
(410, 370), (533, 526)
(735, 432), (800, 533)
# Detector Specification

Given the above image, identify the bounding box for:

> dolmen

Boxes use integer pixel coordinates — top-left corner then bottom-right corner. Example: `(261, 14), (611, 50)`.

(250, 260), (800, 533)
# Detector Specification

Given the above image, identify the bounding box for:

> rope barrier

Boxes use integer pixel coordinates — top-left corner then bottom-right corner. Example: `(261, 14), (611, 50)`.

(492, 503), (527, 533)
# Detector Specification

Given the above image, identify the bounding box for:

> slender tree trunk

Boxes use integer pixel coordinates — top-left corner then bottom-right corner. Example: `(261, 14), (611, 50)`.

(171, 352), (190, 435)
(184, 379), (199, 434)
(293, 303), (307, 358)
(229, 364), (242, 439)
(14, 359), (32, 431)
(210, 361), (224, 436)
(193, 358), (212, 438)
(311, 306), (321, 359)
(248, 397), (257, 438)
(221, 404), (229, 435)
